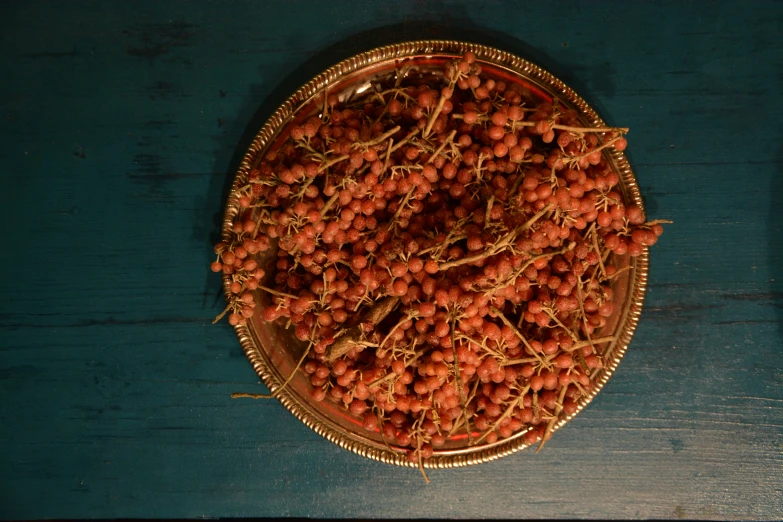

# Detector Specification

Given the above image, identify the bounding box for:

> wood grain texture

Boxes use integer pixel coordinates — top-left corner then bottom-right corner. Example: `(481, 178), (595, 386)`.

(0, 0), (781, 519)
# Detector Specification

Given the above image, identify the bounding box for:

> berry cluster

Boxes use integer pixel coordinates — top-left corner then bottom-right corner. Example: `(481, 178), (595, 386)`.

(214, 52), (665, 475)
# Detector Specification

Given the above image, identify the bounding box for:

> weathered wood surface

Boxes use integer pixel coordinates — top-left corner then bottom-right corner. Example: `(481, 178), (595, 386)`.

(0, 1), (781, 519)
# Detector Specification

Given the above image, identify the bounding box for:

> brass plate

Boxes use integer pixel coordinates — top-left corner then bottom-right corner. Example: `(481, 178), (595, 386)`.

(220, 40), (648, 468)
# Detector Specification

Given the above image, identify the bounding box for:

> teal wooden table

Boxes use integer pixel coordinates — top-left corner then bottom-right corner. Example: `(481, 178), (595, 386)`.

(1, 1), (782, 519)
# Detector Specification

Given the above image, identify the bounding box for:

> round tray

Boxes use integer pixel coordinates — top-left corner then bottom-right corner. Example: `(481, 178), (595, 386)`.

(220, 40), (648, 469)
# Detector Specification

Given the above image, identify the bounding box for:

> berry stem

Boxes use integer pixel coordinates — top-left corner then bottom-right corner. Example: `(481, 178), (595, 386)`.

(379, 310), (418, 350)
(423, 82), (454, 139)
(451, 113), (488, 123)
(231, 341), (312, 399)
(426, 129), (457, 164)
(483, 195), (495, 230)
(602, 265), (632, 281)
(318, 154), (349, 173)
(589, 225), (607, 280)
(536, 384), (568, 453)
(417, 231), (467, 258)
(326, 297), (400, 362)
(389, 128), (420, 154)
(449, 316), (472, 444)
(359, 125), (401, 148)
(566, 335), (616, 354)
(474, 385), (529, 445)
(491, 307), (546, 367)
(381, 137), (393, 177)
(368, 371), (398, 389)
(212, 303), (233, 324)
(388, 187), (416, 230)
(550, 123), (628, 134)
(438, 204), (553, 271)
(450, 116), (627, 136)
(575, 278), (596, 362)
(416, 441), (431, 483)
(567, 135), (625, 167)
(320, 192), (340, 217)
(543, 308), (579, 342)
(258, 285), (298, 300)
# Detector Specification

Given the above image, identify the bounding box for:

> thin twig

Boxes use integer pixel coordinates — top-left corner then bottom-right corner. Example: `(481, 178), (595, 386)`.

(602, 265), (633, 281)
(368, 371), (398, 389)
(543, 308), (579, 342)
(491, 307), (546, 366)
(231, 341), (312, 399)
(589, 224), (607, 280)
(483, 195), (495, 230)
(575, 278), (595, 366)
(426, 129), (457, 164)
(416, 439), (430, 483)
(259, 285), (298, 300)
(439, 204), (553, 271)
(356, 125), (401, 148)
(423, 88), (451, 138)
(417, 232), (466, 257)
(502, 336), (616, 366)
(388, 187), (416, 229)
(381, 138), (393, 178)
(212, 303), (233, 324)
(536, 385), (568, 453)
(551, 123), (628, 134)
(450, 316), (472, 444)
(474, 385), (529, 445)
(449, 116), (627, 135)
(390, 128), (420, 154)
(379, 310), (417, 350)
(317, 154), (349, 173)
(326, 297), (400, 362)
(566, 135), (624, 167)
(320, 192), (340, 217)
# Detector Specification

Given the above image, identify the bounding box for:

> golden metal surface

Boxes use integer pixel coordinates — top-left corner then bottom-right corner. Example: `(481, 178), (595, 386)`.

(220, 40), (649, 468)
